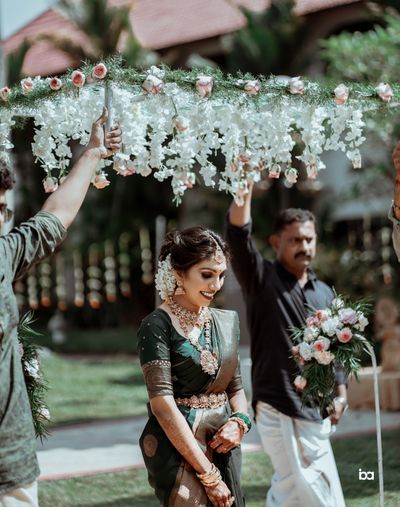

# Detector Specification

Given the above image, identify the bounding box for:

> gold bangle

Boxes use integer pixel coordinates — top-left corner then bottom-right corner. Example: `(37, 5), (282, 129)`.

(196, 463), (222, 487)
(229, 416), (249, 434)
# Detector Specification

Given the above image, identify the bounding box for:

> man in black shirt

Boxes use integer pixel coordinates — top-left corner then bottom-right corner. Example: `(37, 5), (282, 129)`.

(226, 184), (346, 507)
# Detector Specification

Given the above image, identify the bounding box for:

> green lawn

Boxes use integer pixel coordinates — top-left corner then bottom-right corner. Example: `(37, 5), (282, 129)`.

(39, 431), (400, 506)
(42, 355), (148, 425)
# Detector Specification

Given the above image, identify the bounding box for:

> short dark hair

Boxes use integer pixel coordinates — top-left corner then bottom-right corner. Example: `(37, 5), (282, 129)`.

(0, 161), (16, 191)
(273, 208), (316, 234)
(159, 226), (230, 272)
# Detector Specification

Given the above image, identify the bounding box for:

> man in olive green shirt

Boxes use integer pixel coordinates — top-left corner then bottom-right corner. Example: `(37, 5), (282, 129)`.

(0, 109), (121, 506)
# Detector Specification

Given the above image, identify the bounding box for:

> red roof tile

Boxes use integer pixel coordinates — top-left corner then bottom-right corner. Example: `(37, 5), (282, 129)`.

(1, 0), (359, 77)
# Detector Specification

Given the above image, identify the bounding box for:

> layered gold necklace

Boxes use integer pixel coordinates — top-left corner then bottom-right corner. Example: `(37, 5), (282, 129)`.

(168, 299), (218, 375)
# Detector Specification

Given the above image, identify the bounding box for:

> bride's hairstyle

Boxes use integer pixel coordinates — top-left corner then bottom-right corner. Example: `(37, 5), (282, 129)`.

(159, 226), (230, 272)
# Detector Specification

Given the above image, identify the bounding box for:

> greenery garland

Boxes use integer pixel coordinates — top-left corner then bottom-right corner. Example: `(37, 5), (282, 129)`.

(18, 311), (50, 441)
(0, 55), (399, 114)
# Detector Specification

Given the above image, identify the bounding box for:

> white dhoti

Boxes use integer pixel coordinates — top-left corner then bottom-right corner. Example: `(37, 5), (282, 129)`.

(256, 401), (346, 507)
(0, 482), (38, 507)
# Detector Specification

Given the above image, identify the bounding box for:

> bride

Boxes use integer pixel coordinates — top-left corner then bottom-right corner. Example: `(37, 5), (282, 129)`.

(138, 226), (250, 507)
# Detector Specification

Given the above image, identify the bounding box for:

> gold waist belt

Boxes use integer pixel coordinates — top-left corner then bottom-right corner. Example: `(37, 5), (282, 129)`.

(175, 392), (227, 409)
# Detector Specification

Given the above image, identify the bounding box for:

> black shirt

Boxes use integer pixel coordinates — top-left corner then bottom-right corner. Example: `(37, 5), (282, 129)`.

(225, 219), (347, 422)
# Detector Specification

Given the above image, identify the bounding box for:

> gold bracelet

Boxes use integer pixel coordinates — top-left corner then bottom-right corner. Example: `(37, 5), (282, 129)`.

(229, 416), (249, 434)
(196, 463), (222, 487)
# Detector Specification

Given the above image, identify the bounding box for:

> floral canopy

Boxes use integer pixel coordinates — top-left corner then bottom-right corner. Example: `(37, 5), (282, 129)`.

(0, 57), (398, 204)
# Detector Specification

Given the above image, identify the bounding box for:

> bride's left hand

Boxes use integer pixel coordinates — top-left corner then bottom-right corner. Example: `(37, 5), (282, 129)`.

(209, 420), (244, 454)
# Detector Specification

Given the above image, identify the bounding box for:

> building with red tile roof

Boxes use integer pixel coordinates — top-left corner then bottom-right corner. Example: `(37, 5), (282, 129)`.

(1, 0), (361, 77)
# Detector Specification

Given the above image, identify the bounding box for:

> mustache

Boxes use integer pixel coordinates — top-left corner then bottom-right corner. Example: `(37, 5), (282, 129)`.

(295, 252), (311, 259)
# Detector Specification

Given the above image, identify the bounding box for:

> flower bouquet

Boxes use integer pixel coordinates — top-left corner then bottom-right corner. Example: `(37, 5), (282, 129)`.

(291, 295), (371, 412)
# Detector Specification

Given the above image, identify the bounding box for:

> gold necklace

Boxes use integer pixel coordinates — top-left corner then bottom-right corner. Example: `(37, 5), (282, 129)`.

(168, 299), (218, 375)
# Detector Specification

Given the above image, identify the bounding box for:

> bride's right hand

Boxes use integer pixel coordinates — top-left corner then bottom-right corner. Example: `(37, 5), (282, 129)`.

(204, 480), (234, 507)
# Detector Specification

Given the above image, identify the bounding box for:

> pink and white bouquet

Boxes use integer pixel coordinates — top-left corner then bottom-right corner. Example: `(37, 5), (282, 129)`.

(291, 294), (371, 411)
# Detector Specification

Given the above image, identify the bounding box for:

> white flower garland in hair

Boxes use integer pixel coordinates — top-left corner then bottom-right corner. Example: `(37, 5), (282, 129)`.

(154, 254), (176, 301)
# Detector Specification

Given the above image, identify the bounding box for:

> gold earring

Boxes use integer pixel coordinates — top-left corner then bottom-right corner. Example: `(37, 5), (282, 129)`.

(174, 280), (186, 296)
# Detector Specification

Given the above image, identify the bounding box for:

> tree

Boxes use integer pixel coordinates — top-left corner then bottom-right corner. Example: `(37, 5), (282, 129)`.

(320, 6), (400, 82)
(223, 0), (308, 76)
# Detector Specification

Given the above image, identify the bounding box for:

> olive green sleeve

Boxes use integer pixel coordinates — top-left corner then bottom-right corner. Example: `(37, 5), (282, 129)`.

(138, 311), (174, 399)
(1, 211), (67, 281)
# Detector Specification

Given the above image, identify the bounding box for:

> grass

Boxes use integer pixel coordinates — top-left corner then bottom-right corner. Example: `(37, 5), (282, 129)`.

(38, 431), (400, 506)
(42, 355), (148, 425)
(35, 327), (138, 354)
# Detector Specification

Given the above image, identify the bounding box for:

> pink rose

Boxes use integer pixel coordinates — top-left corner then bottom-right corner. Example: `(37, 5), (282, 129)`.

(289, 77), (304, 95)
(316, 310), (329, 322)
(184, 172), (196, 189)
(285, 168), (298, 184)
(334, 83), (349, 105)
(337, 327), (353, 343)
(376, 82), (393, 103)
(59, 175), (67, 185)
(314, 350), (335, 365)
(173, 116), (189, 132)
(294, 375), (307, 391)
(21, 78), (33, 94)
(195, 76), (213, 98)
(313, 338), (329, 352)
(113, 155), (135, 177)
(118, 167), (135, 177)
(0, 86), (10, 101)
(339, 308), (358, 325)
(352, 156), (362, 169)
(92, 63), (107, 80)
(307, 163), (318, 180)
(291, 345), (305, 365)
(238, 151), (252, 163)
(49, 77), (62, 91)
(269, 164), (281, 179)
(71, 70), (86, 88)
(43, 176), (58, 193)
(244, 80), (261, 95)
(306, 316), (317, 327)
(92, 172), (110, 189)
(140, 167), (152, 177)
(142, 75), (164, 94)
